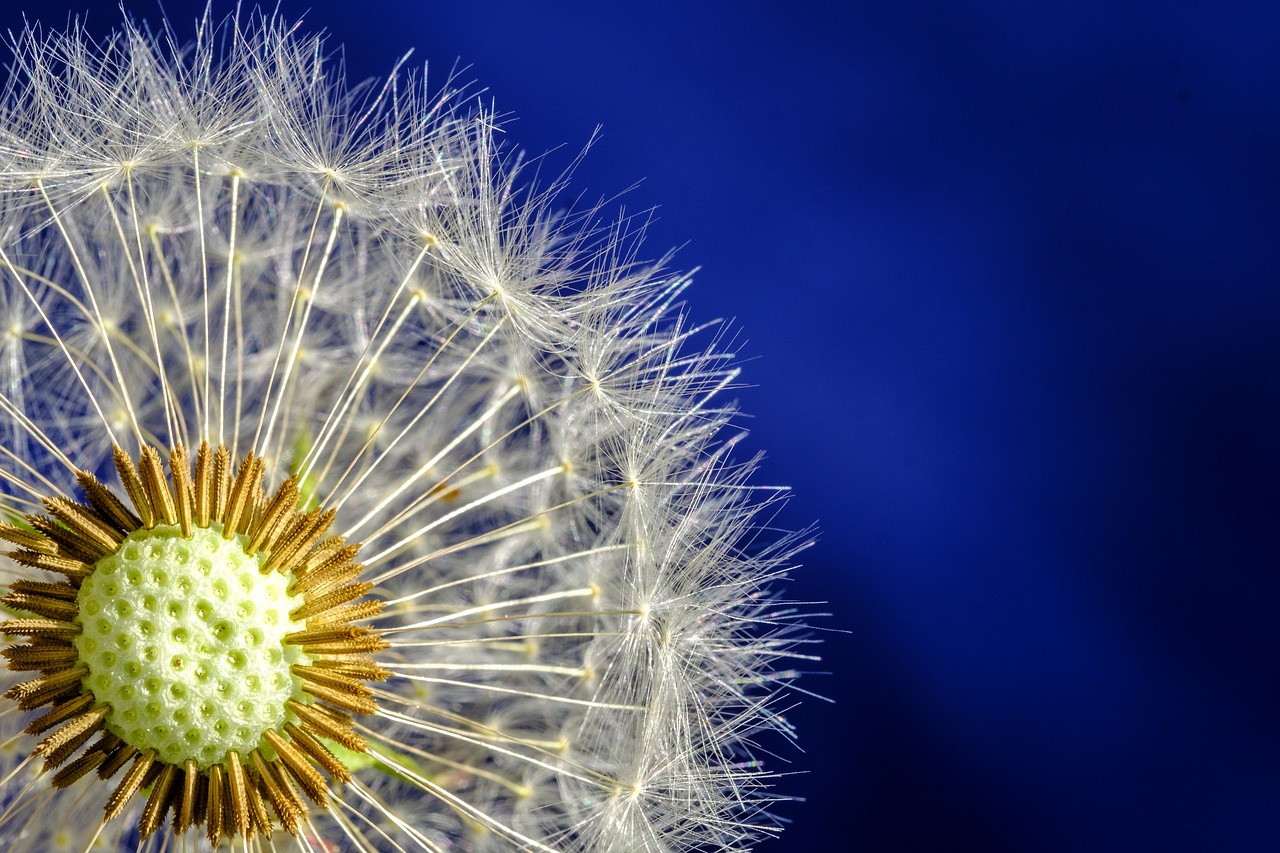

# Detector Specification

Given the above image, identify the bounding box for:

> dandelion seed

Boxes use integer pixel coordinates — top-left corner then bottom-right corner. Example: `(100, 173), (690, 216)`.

(0, 7), (810, 852)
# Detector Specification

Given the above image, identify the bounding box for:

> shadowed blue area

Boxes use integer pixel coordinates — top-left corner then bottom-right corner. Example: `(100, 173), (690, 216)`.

(3, 1), (1279, 849)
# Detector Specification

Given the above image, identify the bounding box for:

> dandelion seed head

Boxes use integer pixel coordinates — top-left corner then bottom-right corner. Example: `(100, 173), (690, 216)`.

(0, 6), (811, 852)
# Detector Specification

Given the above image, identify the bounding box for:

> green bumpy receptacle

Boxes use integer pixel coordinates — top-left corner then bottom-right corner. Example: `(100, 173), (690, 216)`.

(73, 525), (311, 768)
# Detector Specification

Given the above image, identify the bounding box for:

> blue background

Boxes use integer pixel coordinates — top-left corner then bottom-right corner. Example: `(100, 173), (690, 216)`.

(3, 1), (1279, 850)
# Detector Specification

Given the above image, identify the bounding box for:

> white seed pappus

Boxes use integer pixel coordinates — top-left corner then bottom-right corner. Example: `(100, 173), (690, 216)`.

(0, 8), (813, 852)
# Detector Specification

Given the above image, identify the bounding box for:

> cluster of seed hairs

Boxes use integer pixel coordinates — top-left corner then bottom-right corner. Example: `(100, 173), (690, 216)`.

(0, 440), (388, 846)
(0, 7), (814, 850)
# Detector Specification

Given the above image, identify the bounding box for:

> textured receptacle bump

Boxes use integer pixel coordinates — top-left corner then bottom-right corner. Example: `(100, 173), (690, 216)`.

(1, 441), (388, 845)
(74, 525), (310, 767)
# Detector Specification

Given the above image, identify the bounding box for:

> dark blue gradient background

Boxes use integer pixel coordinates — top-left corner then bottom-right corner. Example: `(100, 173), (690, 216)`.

(4, 1), (1279, 850)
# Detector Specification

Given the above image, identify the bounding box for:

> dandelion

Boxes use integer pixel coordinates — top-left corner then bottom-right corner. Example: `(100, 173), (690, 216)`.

(0, 8), (808, 852)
